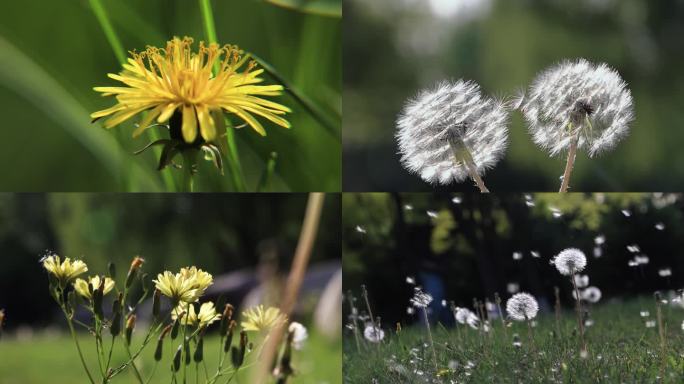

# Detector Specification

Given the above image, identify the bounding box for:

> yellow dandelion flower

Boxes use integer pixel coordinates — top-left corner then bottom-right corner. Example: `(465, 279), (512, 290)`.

(91, 36), (291, 143)
(153, 271), (200, 304)
(73, 276), (116, 300)
(180, 266), (213, 295)
(42, 255), (88, 286)
(241, 305), (286, 332)
(172, 302), (221, 327)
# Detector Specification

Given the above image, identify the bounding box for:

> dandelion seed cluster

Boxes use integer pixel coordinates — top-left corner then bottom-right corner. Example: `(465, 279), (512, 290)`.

(519, 59), (634, 157)
(396, 80), (509, 184)
(363, 324), (385, 343)
(505, 293), (539, 321)
(410, 287), (433, 308)
(553, 248), (587, 275)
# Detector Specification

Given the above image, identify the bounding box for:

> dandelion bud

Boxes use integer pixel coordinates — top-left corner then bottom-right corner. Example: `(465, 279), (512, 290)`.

(125, 314), (136, 345)
(194, 329), (206, 363)
(152, 289), (161, 319)
(171, 318), (181, 340)
(126, 256), (145, 288)
(224, 320), (236, 352)
(172, 344), (182, 372)
(154, 324), (172, 361)
(111, 311), (122, 337)
(93, 278), (105, 319)
(184, 338), (191, 366)
(231, 331), (247, 368)
(219, 304), (234, 336)
(108, 262), (116, 279)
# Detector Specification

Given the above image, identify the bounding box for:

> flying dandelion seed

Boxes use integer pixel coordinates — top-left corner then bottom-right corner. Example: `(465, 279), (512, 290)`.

(452, 196), (463, 204)
(582, 287), (602, 303)
(355, 225), (367, 234)
(507, 282), (520, 294)
(512, 252), (523, 261)
(585, 319), (595, 327)
(640, 310), (650, 317)
(594, 235), (606, 245)
(681, 320), (684, 332)
(628, 260), (639, 267)
(396, 79), (509, 190)
(550, 207), (563, 218)
(441, 300), (447, 307)
(593, 246), (603, 258)
(364, 324), (385, 343)
(635, 255), (650, 265)
(506, 293), (539, 321)
(573, 275), (590, 288)
(524, 194), (535, 207)
(530, 251), (540, 258)
(406, 276), (416, 285)
(552, 248), (587, 275)
(622, 209), (632, 217)
(658, 268), (672, 277)
(404, 204), (414, 211)
(645, 320), (656, 328)
(626, 244), (640, 253)
(406, 307), (415, 315)
(512, 334), (522, 348)
(427, 210), (438, 219)
(410, 287), (433, 308)
(655, 222), (666, 230)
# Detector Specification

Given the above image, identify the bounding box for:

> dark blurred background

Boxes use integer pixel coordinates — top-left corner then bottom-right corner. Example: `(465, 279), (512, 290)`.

(0, 193), (341, 330)
(343, 193), (684, 325)
(0, 0), (341, 191)
(343, 0), (684, 191)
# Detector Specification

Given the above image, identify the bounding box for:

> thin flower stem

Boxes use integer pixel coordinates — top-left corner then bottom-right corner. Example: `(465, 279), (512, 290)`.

(422, 308), (439, 372)
(464, 157), (489, 193)
(447, 136), (489, 193)
(124, 341), (145, 384)
(67, 316), (97, 384)
(346, 295), (362, 353)
(559, 128), (580, 193)
(570, 273), (587, 352)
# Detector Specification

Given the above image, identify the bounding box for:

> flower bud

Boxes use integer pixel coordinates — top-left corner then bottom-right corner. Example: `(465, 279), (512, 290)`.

(219, 304), (234, 336)
(125, 314), (136, 345)
(154, 324), (172, 361)
(93, 278), (105, 319)
(172, 345), (182, 372)
(152, 289), (161, 319)
(108, 262), (116, 279)
(224, 320), (236, 353)
(171, 318), (181, 340)
(184, 338), (191, 366)
(111, 311), (122, 337)
(231, 330), (247, 368)
(193, 335), (204, 363)
(126, 256), (145, 288)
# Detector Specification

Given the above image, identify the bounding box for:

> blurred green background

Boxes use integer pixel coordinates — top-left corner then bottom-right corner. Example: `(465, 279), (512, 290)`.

(343, 0), (684, 191)
(0, 193), (341, 383)
(0, 0), (341, 191)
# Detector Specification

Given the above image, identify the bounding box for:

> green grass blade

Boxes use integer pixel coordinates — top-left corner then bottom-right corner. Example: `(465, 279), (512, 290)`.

(262, 0), (342, 18)
(0, 36), (160, 191)
(256, 152), (278, 192)
(248, 52), (340, 139)
(87, 0), (127, 65)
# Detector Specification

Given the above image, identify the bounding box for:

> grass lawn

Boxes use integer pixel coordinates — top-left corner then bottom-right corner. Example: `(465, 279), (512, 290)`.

(343, 298), (684, 383)
(0, 329), (340, 383)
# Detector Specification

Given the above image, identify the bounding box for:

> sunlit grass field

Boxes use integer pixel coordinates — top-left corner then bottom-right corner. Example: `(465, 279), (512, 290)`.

(0, 329), (340, 384)
(344, 298), (684, 383)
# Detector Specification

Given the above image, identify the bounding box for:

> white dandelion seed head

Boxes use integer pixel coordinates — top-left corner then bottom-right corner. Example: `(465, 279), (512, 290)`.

(466, 313), (481, 330)
(582, 286), (602, 303)
(553, 248), (587, 276)
(364, 324), (385, 343)
(410, 287), (433, 308)
(288, 322), (308, 350)
(506, 292), (539, 321)
(658, 268), (672, 277)
(594, 234), (606, 245)
(507, 282), (520, 294)
(396, 79), (509, 185)
(520, 59), (633, 158)
(455, 307), (474, 325)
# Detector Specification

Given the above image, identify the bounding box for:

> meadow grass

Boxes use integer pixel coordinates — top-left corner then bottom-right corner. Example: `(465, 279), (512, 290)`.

(344, 298), (684, 383)
(0, 330), (341, 384)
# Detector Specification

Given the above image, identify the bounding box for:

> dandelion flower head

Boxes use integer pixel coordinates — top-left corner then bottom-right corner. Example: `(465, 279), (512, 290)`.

(519, 58), (633, 157)
(396, 80), (509, 185)
(41, 254), (88, 286)
(363, 324), (385, 343)
(153, 267), (212, 304)
(172, 302), (221, 327)
(288, 322), (308, 350)
(553, 248), (587, 276)
(582, 286), (602, 303)
(410, 287), (433, 308)
(91, 37), (291, 143)
(506, 292), (539, 321)
(73, 276), (115, 299)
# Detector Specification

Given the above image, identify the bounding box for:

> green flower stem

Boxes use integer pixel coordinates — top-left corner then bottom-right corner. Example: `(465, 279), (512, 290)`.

(560, 123), (580, 193)
(182, 151), (197, 192)
(257, 152), (278, 192)
(66, 316), (97, 384)
(88, 0), (177, 192)
(124, 342), (145, 384)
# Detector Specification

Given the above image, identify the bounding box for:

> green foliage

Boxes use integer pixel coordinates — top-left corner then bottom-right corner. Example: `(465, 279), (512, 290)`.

(265, 0), (342, 18)
(344, 299), (684, 383)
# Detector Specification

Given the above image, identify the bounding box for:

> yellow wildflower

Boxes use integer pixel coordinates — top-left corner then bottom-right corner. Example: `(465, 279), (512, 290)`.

(91, 36), (291, 143)
(172, 302), (221, 327)
(153, 267), (213, 304)
(241, 305), (286, 332)
(73, 276), (115, 300)
(42, 255), (88, 286)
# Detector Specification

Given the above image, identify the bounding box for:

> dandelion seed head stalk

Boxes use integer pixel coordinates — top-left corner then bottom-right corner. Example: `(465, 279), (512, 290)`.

(506, 293), (539, 321)
(553, 248), (587, 276)
(519, 58), (634, 157)
(396, 80), (509, 185)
